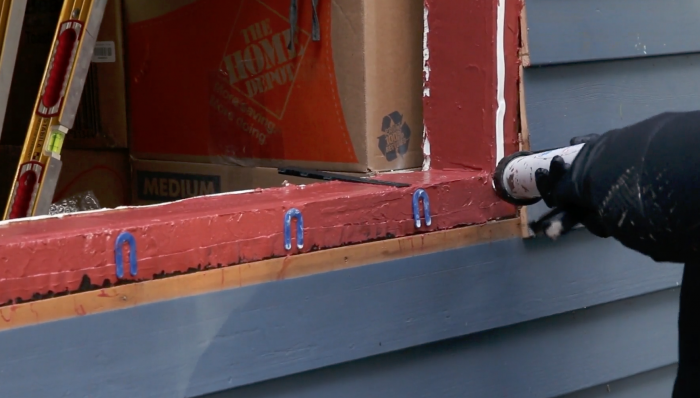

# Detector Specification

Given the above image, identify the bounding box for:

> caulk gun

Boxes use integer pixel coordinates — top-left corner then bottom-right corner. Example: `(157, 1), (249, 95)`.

(492, 144), (585, 236)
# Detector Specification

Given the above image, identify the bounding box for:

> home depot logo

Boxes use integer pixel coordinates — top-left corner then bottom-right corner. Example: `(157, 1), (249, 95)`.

(220, 0), (311, 119)
(136, 171), (221, 202)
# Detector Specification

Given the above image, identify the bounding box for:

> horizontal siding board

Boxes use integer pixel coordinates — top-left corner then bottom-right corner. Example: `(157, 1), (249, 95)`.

(562, 365), (677, 398)
(0, 231), (682, 397)
(526, 0), (700, 66)
(524, 53), (700, 151)
(205, 289), (679, 398)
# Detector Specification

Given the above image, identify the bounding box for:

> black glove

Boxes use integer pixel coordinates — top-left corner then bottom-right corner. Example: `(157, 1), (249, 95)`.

(530, 134), (608, 239)
(531, 111), (700, 263)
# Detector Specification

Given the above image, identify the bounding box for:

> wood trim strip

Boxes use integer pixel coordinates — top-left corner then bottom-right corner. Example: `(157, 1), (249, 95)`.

(518, 63), (533, 238)
(519, 3), (531, 67)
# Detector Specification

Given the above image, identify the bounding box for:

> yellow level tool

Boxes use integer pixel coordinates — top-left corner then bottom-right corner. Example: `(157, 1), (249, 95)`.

(3, 0), (108, 220)
(0, 0), (27, 141)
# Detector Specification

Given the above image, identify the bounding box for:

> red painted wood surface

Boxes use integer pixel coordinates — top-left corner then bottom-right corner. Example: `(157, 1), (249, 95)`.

(423, 0), (522, 170)
(0, 0), (524, 305)
(0, 171), (515, 304)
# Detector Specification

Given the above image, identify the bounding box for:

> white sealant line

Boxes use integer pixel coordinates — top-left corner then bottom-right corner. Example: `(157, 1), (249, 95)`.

(495, 0), (507, 165)
(422, 6), (430, 97)
(422, 5), (431, 171)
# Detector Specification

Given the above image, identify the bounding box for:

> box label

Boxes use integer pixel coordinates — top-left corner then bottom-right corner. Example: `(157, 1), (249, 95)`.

(92, 41), (116, 63)
(136, 170), (221, 202)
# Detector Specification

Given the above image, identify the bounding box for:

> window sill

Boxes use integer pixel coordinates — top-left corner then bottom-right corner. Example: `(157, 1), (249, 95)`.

(0, 169), (516, 305)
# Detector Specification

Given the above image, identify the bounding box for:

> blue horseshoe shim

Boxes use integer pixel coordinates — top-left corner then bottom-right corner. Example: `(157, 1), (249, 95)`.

(412, 189), (432, 228)
(284, 208), (304, 250)
(115, 231), (138, 278)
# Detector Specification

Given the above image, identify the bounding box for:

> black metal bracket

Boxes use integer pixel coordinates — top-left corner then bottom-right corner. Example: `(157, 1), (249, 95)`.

(277, 167), (411, 188)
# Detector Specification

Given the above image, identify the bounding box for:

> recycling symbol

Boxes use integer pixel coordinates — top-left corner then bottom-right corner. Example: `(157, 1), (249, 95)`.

(378, 111), (411, 161)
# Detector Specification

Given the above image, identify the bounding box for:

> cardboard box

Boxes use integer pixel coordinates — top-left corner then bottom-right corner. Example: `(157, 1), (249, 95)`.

(131, 158), (322, 205)
(0, 0), (128, 149)
(56, 149), (131, 209)
(125, 0), (423, 172)
(0, 146), (130, 211)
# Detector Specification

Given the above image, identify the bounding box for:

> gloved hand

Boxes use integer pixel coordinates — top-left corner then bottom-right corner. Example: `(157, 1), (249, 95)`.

(530, 133), (607, 240)
(531, 111), (700, 263)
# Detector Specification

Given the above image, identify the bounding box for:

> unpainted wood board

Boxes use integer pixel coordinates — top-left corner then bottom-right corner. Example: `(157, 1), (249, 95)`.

(518, 64), (531, 152)
(0, 230), (682, 397)
(518, 63), (533, 237)
(562, 365), (677, 398)
(519, 4), (530, 67)
(525, 0), (700, 66)
(203, 288), (679, 398)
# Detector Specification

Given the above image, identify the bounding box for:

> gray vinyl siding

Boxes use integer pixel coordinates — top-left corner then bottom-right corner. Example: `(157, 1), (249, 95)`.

(203, 288), (679, 398)
(525, 0), (700, 65)
(560, 365), (678, 398)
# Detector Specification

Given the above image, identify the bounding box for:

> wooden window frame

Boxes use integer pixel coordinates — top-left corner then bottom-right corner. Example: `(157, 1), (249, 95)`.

(0, 0), (524, 307)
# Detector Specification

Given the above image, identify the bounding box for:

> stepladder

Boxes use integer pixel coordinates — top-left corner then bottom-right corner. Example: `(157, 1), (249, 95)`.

(3, 0), (108, 220)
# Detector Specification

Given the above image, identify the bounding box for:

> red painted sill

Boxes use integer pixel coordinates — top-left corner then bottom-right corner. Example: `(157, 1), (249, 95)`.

(0, 169), (515, 304)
